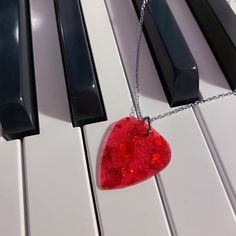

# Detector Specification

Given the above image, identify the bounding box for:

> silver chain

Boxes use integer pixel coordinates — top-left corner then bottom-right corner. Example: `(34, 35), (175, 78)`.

(134, 0), (236, 123)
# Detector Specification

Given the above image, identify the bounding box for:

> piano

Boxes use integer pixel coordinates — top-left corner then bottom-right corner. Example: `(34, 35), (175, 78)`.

(0, 0), (236, 235)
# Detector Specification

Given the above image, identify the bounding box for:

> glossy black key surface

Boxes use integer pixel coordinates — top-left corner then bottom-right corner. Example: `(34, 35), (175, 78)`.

(132, 0), (199, 107)
(186, 0), (236, 90)
(0, 0), (38, 140)
(54, 0), (106, 126)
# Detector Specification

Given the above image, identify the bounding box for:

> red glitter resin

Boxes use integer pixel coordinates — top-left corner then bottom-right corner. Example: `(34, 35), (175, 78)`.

(100, 117), (171, 189)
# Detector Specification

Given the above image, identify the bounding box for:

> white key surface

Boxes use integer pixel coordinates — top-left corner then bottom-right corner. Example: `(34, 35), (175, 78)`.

(23, 0), (98, 235)
(81, 0), (171, 235)
(166, 0), (236, 213)
(105, 0), (236, 235)
(226, 0), (236, 15)
(0, 129), (25, 236)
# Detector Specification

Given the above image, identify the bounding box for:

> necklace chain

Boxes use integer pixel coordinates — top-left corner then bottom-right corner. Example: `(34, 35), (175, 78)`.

(134, 0), (236, 123)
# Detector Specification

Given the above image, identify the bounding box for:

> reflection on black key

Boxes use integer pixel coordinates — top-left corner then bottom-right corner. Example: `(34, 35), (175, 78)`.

(132, 0), (199, 107)
(0, 0), (39, 140)
(54, 0), (106, 126)
(186, 0), (236, 90)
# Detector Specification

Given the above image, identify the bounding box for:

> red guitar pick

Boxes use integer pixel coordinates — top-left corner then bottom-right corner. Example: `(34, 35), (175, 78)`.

(99, 117), (171, 189)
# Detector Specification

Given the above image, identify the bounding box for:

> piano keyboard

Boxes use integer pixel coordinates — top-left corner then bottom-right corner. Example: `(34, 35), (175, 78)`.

(0, 0), (236, 235)
(132, 0), (199, 106)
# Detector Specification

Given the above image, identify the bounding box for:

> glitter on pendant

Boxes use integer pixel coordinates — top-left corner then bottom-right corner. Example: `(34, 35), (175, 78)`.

(99, 117), (171, 189)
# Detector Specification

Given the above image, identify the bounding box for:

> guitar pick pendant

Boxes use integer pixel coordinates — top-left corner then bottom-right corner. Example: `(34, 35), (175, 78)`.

(99, 117), (171, 189)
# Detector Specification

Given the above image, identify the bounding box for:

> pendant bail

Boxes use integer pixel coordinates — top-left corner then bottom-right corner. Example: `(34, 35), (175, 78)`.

(143, 116), (151, 136)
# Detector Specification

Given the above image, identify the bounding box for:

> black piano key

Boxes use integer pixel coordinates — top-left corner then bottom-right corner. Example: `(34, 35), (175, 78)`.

(132, 0), (199, 107)
(54, 0), (106, 126)
(186, 0), (236, 90)
(0, 0), (39, 140)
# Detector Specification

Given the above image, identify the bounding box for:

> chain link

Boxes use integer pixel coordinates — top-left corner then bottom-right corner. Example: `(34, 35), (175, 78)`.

(134, 1), (148, 119)
(134, 0), (236, 123)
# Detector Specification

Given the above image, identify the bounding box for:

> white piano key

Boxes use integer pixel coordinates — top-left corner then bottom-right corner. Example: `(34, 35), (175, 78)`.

(166, 0), (236, 212)
(0, 128), (26, 236)
(195, 98), (236, 210)
(104, 0), (236, 235)
(81, 0), (171, 235)
(227, 0), (236, 15)
(23, 0), (99, 235)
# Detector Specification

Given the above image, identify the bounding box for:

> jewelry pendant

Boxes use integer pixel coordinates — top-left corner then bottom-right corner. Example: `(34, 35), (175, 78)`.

(99, 117), (171, 189)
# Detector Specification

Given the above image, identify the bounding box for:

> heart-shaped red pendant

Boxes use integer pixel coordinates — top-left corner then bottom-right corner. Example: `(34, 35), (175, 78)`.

(99, 117), (171, 189)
